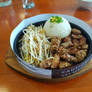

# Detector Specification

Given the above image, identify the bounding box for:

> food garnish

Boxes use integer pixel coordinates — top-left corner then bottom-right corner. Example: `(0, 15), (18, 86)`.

(50, 16), (63, 23)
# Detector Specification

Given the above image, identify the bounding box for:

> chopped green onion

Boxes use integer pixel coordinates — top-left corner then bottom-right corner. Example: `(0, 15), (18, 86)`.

(50, 16), (63, 23)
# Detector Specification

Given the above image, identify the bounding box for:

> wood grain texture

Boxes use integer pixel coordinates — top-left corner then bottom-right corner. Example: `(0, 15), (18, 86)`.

(1, 0), (92, 92)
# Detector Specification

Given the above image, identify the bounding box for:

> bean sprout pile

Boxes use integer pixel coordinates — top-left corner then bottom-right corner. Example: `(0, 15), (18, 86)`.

(19, 24), (53, 66)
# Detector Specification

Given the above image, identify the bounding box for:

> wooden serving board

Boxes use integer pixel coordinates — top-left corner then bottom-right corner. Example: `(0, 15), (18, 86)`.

(5, 48), (92, 82)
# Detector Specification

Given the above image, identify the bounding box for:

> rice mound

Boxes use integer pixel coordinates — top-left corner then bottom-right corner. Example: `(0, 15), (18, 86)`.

(44, 17), (71, 38)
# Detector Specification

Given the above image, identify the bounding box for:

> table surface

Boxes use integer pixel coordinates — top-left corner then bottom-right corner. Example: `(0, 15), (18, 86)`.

(1, 0), (92, 92)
